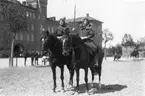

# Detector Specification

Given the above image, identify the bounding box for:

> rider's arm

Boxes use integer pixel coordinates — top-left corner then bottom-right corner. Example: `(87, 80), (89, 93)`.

(64, 27), (70, 35)
(87, 29), (95, 39)
(86, 23), (95, 39)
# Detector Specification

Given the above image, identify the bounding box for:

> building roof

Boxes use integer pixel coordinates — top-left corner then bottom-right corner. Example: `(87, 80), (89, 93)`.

(65, 16), (103, 23)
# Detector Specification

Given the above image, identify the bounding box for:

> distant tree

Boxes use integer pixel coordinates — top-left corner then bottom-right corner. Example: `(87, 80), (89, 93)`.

(106, 46), (116, 56)
(135, 36), (145, 50)
(137, 36), (145, 46)
(3, 2), (28, 67)
(106, 44), (122, 57)
(103, 29), (114, 59)
(121, 34), (135, 47)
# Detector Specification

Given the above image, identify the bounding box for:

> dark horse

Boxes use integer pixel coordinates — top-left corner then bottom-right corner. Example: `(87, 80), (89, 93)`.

(22, 50), (30, 66)
(62, 34), (104, 93)
(131, 49), (139, 58)
(114, 53), (121, 61)
(41, 30), (74, 92)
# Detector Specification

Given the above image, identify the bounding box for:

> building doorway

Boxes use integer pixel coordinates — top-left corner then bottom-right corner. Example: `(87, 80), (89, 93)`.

(14, 44), (24, 57)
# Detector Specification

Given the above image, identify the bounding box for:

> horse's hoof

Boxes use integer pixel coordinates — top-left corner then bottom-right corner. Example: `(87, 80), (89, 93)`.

(91, 83), (94, 88)
(53, 88), (56, 93)
(53, 90), (56, 93)
(61, 88), (65, 93)
(86, 90), (89, 94)
(74, 92), (79, 95)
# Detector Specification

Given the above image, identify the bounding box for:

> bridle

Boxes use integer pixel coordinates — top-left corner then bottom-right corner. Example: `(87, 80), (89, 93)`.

(63, 35), (73, 52)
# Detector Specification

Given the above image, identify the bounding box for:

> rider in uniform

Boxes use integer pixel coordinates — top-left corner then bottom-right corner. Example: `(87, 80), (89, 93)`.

(79, 17), (97, 52)
(54, 17), (70, 39)
(78, 17), (98, 64)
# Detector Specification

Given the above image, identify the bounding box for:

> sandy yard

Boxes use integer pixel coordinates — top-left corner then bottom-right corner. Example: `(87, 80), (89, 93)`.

(0, 58), (145, 96)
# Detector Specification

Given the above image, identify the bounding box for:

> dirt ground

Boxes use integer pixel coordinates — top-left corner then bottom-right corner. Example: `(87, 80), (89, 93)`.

(0, 58), (145, 96)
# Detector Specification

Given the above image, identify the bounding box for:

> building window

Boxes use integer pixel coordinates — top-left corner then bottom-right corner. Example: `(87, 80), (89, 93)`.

(40, 24), (43, 32)
(20, 33), (23, 40)
(43, 15), (45, 20)
(0, 13), (4, 21)
(27, 34), (30, 41)
(27, 24), (29, 30)
(29, 12), (32, 18)
(26, 11), (29, 17)
(52, 27), (54, 33)
(31, 34), (34, 41)
(15, 33), (18, 40)
(31, 24), (34, 31)
(33, 13), (35, 19)
(48, 26), (50, 32)
(38, 15), (40, 19)
(0, 30), (3, 43)
(98, 25), (101, 30)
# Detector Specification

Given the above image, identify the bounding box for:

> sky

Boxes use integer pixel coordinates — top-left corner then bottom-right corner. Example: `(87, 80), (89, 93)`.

(19, 0), (145, 47)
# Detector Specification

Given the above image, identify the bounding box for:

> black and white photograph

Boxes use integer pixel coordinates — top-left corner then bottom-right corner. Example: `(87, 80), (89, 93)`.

(0, 0), (145, 96)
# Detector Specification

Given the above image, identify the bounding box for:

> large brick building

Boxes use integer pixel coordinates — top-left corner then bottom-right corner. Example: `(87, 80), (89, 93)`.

(0, 0), (103, 56)
(0, 0), (58, 56)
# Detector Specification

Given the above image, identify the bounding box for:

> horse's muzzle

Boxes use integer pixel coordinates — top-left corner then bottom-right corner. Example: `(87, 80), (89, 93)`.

(62, 50), (69, 56)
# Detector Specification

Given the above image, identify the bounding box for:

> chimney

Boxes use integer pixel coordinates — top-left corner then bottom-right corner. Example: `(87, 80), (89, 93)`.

(22, 1), (27, 6)
(26, 0), (37, 8)
(86, 13), (89, 17)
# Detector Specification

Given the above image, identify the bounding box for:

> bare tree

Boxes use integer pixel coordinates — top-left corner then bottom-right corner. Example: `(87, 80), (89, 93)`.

(103, 29), (114, 59)
(137, 36), (145, 46)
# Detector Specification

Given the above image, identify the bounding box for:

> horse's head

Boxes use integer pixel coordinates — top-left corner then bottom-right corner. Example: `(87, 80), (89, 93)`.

(62, 34), (72, 56)
(40, 30), (55, 53)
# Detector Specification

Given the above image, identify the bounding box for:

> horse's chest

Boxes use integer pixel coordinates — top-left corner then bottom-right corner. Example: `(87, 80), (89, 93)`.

(75, 47), (89, 61)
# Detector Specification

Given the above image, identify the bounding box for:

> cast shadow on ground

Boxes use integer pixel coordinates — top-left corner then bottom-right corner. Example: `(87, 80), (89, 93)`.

(114, 59), (144, 63)
(69, 83), (127, 95)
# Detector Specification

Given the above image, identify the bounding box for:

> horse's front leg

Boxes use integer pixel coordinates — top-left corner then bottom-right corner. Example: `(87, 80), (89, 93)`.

(37, 58), (39, 65)
(51, 66), (57, 92)
(24, 57), (27, 66)
(84, 68), (89, 92)
(90, 67), (94, 87)
(76, 68), (80, 92)
(69, 69), (74, 87)
(98, 64), (102, 89)
(66, 64), (74, 88)
(31, 58), (33, 66)
(60, 65), (65, 92)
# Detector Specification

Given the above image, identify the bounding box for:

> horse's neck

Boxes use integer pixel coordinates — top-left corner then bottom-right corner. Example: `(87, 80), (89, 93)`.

(75, 44), (88, 60)
(49, 42), (62, 56)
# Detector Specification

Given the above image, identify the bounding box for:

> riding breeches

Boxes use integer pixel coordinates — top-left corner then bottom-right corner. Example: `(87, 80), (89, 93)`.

(84, 41), (97, 52)
(84, 41), (98, 65)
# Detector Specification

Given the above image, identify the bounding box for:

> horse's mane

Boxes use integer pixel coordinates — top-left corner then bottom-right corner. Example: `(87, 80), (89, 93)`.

(69, 34), (84, 46)
(49, 33), (62, 44)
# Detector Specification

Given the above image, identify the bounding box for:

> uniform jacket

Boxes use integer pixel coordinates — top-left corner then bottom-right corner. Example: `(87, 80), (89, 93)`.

(78, 23), (95, 40)
(54, 25), (70, 36)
